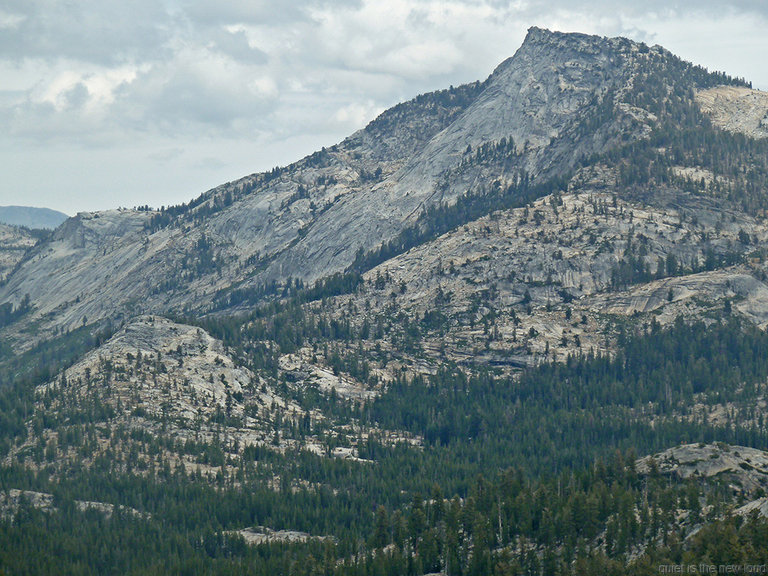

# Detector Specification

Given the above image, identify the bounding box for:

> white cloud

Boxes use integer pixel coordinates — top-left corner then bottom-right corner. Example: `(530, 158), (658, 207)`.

(333, 100), (383, 130)
(32, 63), (143, 112)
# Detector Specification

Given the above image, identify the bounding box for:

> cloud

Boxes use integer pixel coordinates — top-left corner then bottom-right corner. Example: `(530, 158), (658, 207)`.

(0, 0), (171, 65)
(301, 0), (522, 80)
(212, 28), (268, 64)
(180, 0), (308, 27)
(114, 45), (279, 133)
(0, 0), (766, 213)
(333, 100), (384, 131)
(0, 9), (25, 29)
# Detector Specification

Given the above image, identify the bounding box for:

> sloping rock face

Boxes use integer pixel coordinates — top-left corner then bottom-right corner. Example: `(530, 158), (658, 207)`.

(638, 443), (768, 505)
(0, 210), (157, 333)
(696, 86), (768, 139)
(13, 315), (417, 478)
(736, 497), (768, 518)
(391, 28), (646, 187)
(0, 28), (685, 340)
(37, 315), (261, 423)
(216, 28), (658, 289)
(314, 180), (768, 371)
(637, 443), (768, 484)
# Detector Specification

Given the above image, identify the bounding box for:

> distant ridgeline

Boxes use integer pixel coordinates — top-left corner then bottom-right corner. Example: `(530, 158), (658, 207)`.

(0, 206), (68, 230)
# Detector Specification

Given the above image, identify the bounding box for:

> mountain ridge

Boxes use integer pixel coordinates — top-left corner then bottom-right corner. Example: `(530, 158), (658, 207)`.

(0, 206), (68, 230)
(0, 27), (755, 346)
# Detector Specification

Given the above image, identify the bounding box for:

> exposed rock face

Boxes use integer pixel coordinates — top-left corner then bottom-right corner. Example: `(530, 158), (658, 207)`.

(636, 444), (768, 520)
(234, 527), (331, 546)
(14, 315), (415, 477)
(396, 28), (645, 186)
(0, 489), (144, 519)
(0, 210), (157, 334)
(14, 316), (302, 476)
(229, 28), (660, 289)
(638, 443), (768, 502)
(736, 497), (768, 518)
(316, 183), (768, 371)
(696, 86), (768, 139)
(279, 351), (379, 401)
(38, 315), (260, 422)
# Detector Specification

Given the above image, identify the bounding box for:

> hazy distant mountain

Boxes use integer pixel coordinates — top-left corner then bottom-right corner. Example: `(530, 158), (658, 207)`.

(0, 205), (68, 229)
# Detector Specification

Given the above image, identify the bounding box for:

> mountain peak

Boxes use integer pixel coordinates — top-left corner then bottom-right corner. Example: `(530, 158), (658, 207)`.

(490, 27), (626, 79)
(514, 26), (651, 62)
(521, 26), (608, 47)
(523, 25), (576, 43)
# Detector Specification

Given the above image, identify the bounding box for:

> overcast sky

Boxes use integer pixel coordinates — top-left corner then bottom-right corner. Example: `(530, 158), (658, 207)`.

(2, 1), (767, 215)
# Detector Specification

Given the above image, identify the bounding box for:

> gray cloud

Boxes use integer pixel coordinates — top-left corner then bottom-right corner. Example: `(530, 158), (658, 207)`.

(180, 0), (311, 27)
(111, 48), (278, 134)
(0, 0), (172, 65)
(210, 28), (269, 64)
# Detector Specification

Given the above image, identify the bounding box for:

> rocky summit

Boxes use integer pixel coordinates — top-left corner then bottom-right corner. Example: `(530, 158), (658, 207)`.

(3, 28), (768, 576)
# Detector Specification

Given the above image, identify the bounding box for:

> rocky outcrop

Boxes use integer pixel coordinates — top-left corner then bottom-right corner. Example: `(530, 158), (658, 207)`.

(11, 316), (303, 476)
(0, 210), (163, 338)
(635, 444), (768, 521)
(0, 489), (144, 519)
(696, 86), (768, 139)
(37, 315), (262, 422)
(14, 315), (416, 478)
(317, 183), (768, 370)
(638, 443), (768, 513)
(234, 527), (332, 546)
